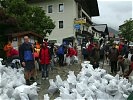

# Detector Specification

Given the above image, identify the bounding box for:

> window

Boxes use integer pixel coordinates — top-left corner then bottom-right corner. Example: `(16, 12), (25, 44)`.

(59, 4), (64, 12)
(48, 5), (52, 13)
(59, 21), (63, 29)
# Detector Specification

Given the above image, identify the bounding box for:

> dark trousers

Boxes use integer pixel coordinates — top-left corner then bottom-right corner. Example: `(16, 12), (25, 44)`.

(41, 64), (49, 78)
(118, 61), (125, 73)
(83, 54), (88, 60)
(110, 61), (117, 73)
(58, 54), (64, 66)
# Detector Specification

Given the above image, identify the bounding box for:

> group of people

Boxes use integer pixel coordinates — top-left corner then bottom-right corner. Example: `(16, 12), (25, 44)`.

(4, 36), (133, 85)
(82, 39), (133, 78)
(3, 36), (78, 85)
(57, 43), (78, 66)
(82, 41), (101, 69)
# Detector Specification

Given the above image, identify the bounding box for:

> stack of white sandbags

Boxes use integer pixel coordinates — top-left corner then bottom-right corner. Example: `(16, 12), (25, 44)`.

(0, 58), (38, 100)
(45, 61), (133, 100)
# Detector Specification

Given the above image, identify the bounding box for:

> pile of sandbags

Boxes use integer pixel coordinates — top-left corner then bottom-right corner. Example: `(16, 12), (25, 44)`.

(45, 61), (133, 100)
(0, 58), (38, 100)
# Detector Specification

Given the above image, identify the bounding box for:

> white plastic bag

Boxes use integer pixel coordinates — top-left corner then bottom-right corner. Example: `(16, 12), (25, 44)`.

(66, 56), (70, 65)
(67, 71), (77, 85)
(55, 75), (63, 88)
(104, 74), (114, 81)
(73, 56), (78, 63)
(19, 92), (29, 100)
(35, 60), (39, 70)
(48, 79), (58, 94)
(44, 94), (49, 100)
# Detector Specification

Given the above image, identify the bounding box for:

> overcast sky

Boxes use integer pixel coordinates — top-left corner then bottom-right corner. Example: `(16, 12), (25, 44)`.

(92, 0), (133, 30)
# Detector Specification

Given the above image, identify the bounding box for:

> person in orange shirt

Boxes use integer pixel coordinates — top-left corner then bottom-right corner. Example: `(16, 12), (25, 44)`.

(3, 41), (13, 58)
(34, 41), (40, 54)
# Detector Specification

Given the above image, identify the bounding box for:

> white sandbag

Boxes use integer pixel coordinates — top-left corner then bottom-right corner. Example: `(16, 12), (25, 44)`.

(44, 94), (49, 100)
(55, 75), (63, 88)
(0, 94), (9, 100)
(45, 61), (133, 100)
(67, 71), (77, 85)
(93, 80), (101, 89)
(83, 89), (94, 99)
(86, 96), (93, 100)
(13, 83), (38, 100)
(72, 89), (84, 100)
(104, 74), (114, 81)
(27, 89), (38, 100)
(4, 87), (14, 98)
(123, 94), (129, 99)
(73, 56), (78, 63)
(95, 90), (109, 99)
(66, 56), (71, 65)
(83, 61), (90, 64)
(106, 82), (119, 96)
(48, 79), (58, 94)
(19, 92), (29, 100)
(54, 97), (62, 100)
(128, 53), (132, 61)
(35, 60), (39, 70)
(88, 76), (95, 83)
(129, 76), (133, 84)
(59, 86), (76, 99)
(10, 97), (15, 100)
(59, 86), (75, 99)
(63, 81), (70, 90)
(0, 58), (3, 65)
(88, 84), (97, 92)
(76, 82), (87, 95)
(113, 92), (125, 100)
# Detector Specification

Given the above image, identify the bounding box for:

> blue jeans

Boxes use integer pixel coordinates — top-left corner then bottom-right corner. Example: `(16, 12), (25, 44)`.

(41, 64), (49, 78)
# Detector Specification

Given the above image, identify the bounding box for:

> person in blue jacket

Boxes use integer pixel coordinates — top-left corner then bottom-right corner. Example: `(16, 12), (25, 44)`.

(57, 43), (66, 66)
(19, 36), (35, 85)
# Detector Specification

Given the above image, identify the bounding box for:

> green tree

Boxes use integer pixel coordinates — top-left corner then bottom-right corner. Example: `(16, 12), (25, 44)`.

(119, 18), (133, 41)
(0, 7), (18, 34)
(0, 0), (55, 35)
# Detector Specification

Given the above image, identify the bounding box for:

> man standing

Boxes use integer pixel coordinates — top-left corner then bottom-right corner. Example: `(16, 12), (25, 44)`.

(19, 36), (35, 85)
(90, 43), (100, 69)
(109, 43), (119, 74)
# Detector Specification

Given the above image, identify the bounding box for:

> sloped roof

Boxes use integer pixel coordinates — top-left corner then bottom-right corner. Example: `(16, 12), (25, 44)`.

(92, 24), (109, 35)
(7, 31), (43, 38)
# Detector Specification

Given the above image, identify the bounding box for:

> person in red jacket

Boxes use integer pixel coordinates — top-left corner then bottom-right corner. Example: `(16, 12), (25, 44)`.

(87, 42), (94, 60)
(39, 41), (51, 79)
(10, 48), (19, 57)
(67, 47), (74, 57)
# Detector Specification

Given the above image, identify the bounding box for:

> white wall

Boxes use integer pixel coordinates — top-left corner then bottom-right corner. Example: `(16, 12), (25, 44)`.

(33, 0), (78, 43)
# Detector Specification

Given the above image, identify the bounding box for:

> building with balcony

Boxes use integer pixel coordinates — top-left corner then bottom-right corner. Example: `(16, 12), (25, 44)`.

(28, 0), (99, 43)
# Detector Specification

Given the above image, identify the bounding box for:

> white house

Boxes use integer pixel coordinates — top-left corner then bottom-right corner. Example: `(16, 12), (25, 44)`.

(28, 0), (99, 43)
